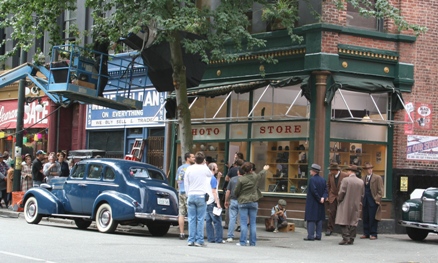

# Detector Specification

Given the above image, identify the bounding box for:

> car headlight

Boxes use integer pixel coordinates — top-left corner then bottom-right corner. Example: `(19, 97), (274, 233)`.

(402, 202), (410, 212)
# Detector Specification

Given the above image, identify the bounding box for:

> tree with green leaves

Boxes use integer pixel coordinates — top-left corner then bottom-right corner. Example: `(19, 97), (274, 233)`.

(0, 0), (426, 156)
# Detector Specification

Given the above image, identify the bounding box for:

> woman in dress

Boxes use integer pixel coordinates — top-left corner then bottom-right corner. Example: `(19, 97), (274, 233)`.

(21, 154), (33, 192)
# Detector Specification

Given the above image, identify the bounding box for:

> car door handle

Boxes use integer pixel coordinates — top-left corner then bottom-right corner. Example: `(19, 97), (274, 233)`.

(78, 183), (87, 187)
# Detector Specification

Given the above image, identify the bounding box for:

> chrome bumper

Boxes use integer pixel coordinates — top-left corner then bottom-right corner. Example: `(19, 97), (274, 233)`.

(135, 210), (179, 221)
(398, 220), (438, 232)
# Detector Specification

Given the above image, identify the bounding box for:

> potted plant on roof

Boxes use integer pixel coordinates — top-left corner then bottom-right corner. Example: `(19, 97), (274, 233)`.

(262, 0), (299, 32)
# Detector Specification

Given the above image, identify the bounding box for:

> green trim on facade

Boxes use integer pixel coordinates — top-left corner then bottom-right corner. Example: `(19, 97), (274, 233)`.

(338, 44), (399, 63)
(295, 23), (417, 43)
(394, 63), (415, 93)
(304, 53), (339, 72)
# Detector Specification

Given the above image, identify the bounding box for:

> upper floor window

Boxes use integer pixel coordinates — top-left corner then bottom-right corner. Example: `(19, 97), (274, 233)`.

(347, 1), (382, 31)
(64, 9), (77, 43)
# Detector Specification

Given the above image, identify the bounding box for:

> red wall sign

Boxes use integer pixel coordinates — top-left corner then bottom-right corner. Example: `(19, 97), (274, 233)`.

(0, 98), (49, 129)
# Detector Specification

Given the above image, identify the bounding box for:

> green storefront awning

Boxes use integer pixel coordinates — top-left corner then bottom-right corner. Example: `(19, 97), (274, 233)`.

(170, 75), (310, 98)
(326, 74), (404, 112)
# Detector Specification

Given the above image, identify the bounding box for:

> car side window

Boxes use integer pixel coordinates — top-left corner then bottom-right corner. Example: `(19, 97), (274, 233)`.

(148, 169), (165, 181)
(70, 164), (86, 179)
(104, 167), (116, 181)
(87, 164), (103, 180)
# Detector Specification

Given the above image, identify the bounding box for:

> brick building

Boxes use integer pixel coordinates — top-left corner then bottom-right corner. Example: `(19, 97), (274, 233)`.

(166, 1), (437, 233)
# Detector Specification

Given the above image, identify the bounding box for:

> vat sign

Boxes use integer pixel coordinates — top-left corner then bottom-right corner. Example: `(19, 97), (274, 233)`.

(86, 88), (166, 129)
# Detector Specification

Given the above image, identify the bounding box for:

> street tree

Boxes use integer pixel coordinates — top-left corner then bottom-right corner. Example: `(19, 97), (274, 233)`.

(0, 0), (426, 156)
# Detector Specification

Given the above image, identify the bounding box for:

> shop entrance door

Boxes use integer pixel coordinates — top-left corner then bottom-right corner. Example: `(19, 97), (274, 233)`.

(146, 136), (164, 169)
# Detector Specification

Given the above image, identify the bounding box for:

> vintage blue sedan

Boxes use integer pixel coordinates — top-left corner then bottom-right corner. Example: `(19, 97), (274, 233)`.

(23, 158), (179, 236)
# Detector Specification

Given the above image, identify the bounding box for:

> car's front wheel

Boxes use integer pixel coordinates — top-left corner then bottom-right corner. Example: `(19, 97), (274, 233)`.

(147, 222), (171, 237)
(95, 203), (118, 233)
(74, 219), (92, 230)
(24, 197), (42, 224)
(406, 227), (429, 241)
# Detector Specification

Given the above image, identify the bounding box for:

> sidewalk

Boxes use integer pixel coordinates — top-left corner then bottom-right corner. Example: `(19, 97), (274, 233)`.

(0, 208), (307, 241)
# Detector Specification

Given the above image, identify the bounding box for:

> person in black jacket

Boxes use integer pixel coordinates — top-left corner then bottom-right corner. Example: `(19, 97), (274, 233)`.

(57, 151), (70, 177)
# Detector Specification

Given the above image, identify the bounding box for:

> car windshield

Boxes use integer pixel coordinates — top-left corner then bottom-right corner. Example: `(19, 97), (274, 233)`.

(129, 167), (165, 181)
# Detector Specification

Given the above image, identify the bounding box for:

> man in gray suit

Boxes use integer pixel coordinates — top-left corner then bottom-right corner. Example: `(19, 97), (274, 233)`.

(335, 165), (364, 245)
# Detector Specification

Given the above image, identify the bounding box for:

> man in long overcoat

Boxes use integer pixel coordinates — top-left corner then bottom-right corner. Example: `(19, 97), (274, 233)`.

(325, 162), (348, 236)
(361, 162), (383, 240)
(335, 165), (364, 245)
(304, 163), (328, 241)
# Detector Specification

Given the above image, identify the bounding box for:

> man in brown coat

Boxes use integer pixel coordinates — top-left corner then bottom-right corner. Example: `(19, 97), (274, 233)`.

(325, 162), (348, 236)
(360, 162), (383, 240)
(335, 165), (364, 245)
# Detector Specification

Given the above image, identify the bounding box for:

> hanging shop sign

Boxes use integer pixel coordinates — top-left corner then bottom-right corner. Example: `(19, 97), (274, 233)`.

(414, 103), (432, 130)
(406, 134), (438, 161)
(252, 121), (309, 139)
(86, 88), (166, 129)
(0, 98), (49, 129)
(404, 102), (414, 135)
(191, 124), (226, 141)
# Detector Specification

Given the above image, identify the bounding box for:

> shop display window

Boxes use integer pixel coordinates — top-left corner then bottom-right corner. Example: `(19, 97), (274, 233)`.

(176, 142), (227, 174)
(251, 140), (308, 195)
(330, 141), (386, 197)
(251, 84), (309, 120)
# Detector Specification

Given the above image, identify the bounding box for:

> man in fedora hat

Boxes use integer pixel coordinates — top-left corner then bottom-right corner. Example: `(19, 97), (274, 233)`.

(335, 165), (364, 245)
(304, 163), (328, 241)
(325, 162), (348, 236)
(361, 162), (383, 240)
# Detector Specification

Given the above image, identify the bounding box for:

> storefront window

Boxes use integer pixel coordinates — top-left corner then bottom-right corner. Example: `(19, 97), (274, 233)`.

(330, 141), (387, 197)
(251, 84), (309, 120)
(230, 92), (250, 120)
(252, 140), (308, 194)
(331, 89), (388, 122)
(190, 95), (228, 121)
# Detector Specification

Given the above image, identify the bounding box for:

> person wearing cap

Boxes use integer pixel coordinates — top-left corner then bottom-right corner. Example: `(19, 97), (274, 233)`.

(304, 163), (328, 241)
(335, 165), (364, 245)
(361, 162), (383, 240)
(0, 153), (8, 207)
(32, 150), (46, 187)
(325, 162), (348, 236)
(43, 153), (61, 184)
(3, 151), (13, 168)
(270, 199), (288, 233)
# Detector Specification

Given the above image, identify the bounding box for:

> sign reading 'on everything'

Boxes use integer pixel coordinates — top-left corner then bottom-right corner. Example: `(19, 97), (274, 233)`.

(86, 88), (166, 129)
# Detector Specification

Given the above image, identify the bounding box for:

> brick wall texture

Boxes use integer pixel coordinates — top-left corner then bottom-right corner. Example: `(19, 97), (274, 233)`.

(322, 1), (438, 169)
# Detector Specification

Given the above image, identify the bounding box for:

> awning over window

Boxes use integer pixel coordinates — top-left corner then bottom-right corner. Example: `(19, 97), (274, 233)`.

(326, 74), (404, 112)
(326, 74), (413, 125)
(172, 75), (310, 98)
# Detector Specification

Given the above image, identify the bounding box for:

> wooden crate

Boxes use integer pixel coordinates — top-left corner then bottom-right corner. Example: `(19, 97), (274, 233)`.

(279, 223), (295, 232)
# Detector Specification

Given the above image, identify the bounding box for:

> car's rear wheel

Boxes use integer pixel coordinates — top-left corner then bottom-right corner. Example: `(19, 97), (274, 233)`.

(74, 219), (92, 230)
(147, 222), (171, 236)
(95, 203), (118, 233)
(24, 197), (42, 224)
(406, 227), (429, 241)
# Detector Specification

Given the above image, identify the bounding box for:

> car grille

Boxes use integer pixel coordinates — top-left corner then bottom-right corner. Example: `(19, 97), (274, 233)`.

(408, 211), (420, 221)
(422, 198), (436, 223)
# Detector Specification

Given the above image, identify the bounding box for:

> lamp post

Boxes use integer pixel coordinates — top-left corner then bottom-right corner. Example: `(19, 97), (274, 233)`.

(13, 48), (27, 192)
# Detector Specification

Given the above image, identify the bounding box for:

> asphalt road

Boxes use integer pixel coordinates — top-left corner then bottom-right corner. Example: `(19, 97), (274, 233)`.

(1, 211), (437, 263)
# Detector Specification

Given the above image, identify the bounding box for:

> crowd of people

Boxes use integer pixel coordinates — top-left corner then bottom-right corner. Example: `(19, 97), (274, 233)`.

(0, 150), (71, 208)
(178, 151), (269, 247)
(177, 149), (384, 247)
(0, 147), (384, 246)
